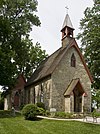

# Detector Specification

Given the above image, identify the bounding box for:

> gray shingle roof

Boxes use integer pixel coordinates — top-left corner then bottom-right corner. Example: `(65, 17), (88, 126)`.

(25, 38), (74, 87)
(25, 37), (93, 87)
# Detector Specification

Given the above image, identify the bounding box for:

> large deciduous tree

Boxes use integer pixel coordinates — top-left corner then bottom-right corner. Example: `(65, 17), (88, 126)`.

(0, 0), (47, 88)
(77, 0), (100, 89)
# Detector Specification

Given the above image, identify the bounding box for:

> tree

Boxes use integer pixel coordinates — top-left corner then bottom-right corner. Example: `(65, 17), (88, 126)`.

(14, 41), (48, 79)
(92, 89), (100, 109)
(0, 0), (47, 88)
(77, 0), (100, 89)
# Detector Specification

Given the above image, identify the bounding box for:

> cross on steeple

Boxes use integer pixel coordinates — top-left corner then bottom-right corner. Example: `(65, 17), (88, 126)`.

(65, 6), (69, 14)
(61, 13), (75, 40)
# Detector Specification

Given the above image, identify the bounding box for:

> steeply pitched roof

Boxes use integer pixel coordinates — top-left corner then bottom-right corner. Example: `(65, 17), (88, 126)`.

(25, 38), (93, 87)
(64, 79), (87, 96)
(61, 14), (74, 30)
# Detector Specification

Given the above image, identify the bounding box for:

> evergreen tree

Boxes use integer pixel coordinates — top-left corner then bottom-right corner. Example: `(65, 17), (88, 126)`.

(77, 0), (100, 89)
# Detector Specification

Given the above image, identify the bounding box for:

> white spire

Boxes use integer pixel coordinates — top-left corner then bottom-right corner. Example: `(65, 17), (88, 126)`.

(62, 14), (74, 30)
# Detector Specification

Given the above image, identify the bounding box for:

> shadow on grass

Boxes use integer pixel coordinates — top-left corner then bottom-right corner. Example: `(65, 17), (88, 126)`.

(24, 117), (43, 122)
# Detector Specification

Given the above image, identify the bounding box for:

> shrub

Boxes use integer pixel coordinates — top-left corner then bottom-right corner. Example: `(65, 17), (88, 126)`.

(20, 104), (25, 110)
(45, 110), (50, 116)
(22, 104), (38, 120)
(65, 112), (73, 118)
(92, 109), (100, 117)
(94, 112), (100, 117)
(0, 110), (11, 118)
(37, 107), (45, 115)
(55, 112), (66, 118)
(36, 102), (45, 110)
(55, 112), (73, 118)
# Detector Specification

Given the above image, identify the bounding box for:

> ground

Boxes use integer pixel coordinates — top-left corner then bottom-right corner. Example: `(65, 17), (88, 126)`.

(0, 116), (100, 134)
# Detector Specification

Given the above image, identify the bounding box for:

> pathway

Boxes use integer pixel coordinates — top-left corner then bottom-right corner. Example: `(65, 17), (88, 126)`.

(37, 116), (100, 124)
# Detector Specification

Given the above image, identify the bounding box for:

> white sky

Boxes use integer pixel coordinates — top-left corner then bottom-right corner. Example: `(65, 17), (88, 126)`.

(30, 0), (93, 55)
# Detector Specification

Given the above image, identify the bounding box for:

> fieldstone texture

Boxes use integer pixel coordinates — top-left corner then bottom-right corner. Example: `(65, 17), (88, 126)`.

(25, 42), (92, 113)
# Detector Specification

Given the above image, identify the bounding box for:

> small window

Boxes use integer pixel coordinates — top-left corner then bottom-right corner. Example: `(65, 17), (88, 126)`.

(71, 53), (76, 67)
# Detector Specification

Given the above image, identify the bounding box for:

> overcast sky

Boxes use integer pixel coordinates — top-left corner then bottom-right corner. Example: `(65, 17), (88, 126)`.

(30, 0), (94, 55)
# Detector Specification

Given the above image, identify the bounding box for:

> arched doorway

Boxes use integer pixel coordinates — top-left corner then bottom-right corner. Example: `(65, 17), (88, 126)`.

(64, 79), (87, 113)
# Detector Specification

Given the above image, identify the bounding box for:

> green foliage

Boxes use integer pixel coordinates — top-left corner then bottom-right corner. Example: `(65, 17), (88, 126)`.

(0, 0), (48, 88)
(93, 112), (100, 117)
(45, 110), (50, 116)
(21, 104), (38, 120)
(0, 110), (11, 118)
(0, 92), (4, 110)
(0, 98), (4, 110)
(0, 110), (21, 118)
(36, 102), (45, 110)
(55, 112), (72, 118)
(92, 90), (100, 109)
(54, 112), (84, 119)
(55, 112), (66, 118)
(37, 107), (45, 115)
(20, 104), (25, 110)
(77, 0), (100, 89)
(0, 91), (1, 99)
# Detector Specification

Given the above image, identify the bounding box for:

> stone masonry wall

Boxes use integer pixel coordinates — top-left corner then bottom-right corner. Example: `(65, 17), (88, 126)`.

(26, 78), (52, 110)
(51, 46), (91, 112)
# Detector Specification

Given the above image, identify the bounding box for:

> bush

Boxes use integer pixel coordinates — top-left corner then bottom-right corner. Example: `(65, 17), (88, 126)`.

(36, 102), (45, 110)
(0, 110), (11, 118)
(37, 107), (45, 115)
(45, 110), (50, 116)
(55, 112), (73, 118)
(22, 104), (38, 120)
(55, 112), (66, 118)
(92, 110), (100, 117)
(20, 104), (25, 110)
(65, 112), (73, 118)
(94, 112), (100, 117)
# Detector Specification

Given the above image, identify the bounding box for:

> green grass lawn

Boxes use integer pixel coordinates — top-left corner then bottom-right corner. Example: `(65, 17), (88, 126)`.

(0, 116), (100, 134)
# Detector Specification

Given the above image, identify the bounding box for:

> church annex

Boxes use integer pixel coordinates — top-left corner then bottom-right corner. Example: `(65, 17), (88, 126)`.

(25, 14), (93, 113)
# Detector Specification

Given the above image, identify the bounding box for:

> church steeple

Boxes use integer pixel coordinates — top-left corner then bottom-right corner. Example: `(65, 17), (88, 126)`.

(61, 14), (74, 39)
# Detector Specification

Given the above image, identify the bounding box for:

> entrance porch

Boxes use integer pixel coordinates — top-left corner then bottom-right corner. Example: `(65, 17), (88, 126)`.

(64, 79), (87, 113)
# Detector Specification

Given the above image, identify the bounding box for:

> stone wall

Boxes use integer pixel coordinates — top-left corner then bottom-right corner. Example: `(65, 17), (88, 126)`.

(51, 46), (91, 112)
(25, 78), (52, 110)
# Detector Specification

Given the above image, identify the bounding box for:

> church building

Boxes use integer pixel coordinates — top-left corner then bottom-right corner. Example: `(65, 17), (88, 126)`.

(25, 14), (93, 113)
(4, 74), (26, 110)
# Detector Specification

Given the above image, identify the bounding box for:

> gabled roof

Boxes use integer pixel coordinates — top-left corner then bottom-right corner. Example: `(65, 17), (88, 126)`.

(25, 38), (93, 87)
(61, 14), (74, 31)
(64, 79), (87, 96)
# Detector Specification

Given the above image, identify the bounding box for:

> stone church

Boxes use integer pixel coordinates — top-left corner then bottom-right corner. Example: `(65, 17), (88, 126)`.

(25, 14), (93, 113)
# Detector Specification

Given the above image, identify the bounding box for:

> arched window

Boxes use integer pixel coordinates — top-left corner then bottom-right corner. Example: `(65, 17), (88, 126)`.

(71, 53), (76, 67)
